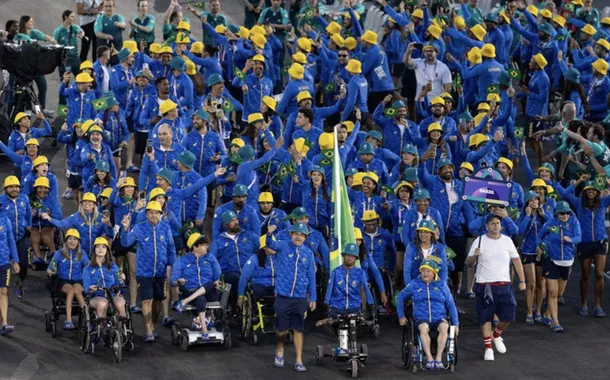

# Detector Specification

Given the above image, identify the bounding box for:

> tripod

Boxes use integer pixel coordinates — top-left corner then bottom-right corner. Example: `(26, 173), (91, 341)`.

(7, 80), (39, 123)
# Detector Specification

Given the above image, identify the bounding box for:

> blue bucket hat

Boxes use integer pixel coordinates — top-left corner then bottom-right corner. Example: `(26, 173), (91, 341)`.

(290, 222), (310, 235)
(358, 142), (375, 155)
(178, 151), (196, 169)
(156, 168), (174, 184)
(221, 210), (238, 225)
(499, 70), (511, 86)
(309, 165), (325, 176)
(539, 22), (554, 36)
(207, 73), (223, 87)
(345, 168), (358, 177)
(416, 219), (436, 233)
(106, 96), (119, 109)
(169, 56), (186, 71)
(194, 108), (210, 121)
(404, 167), (419, 182)
(238, 145), (255, 161)
(554, 201), (572, 215)
(565, 67), (580, 83)
(437, 158), (454, 171)
(117, 48), (131, 62)
(367, 130), (383, 142)
(290, 206), (310, 219)
(232, 184), (248, 197)
(342, 243), (359, 257)
(414, 188), (431, 201)
(95, 160), (110, 172)
(228, 24), (240, 34)
(524, 190), (539, 203)
(392, 100), (407, 110)
(402, 144), (418, 155)
(458, 111), (473, 122)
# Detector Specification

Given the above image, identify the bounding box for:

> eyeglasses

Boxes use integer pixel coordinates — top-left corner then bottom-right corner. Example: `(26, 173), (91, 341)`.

(338, 54), (348, 58)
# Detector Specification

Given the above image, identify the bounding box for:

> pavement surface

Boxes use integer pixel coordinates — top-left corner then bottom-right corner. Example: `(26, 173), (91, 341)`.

(2, 1), (610, 380)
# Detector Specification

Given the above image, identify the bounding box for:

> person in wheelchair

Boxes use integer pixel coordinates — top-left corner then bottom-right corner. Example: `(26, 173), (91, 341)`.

(46, 228), (88, 330)
(403, 220), (448, 286)
(316, 243), (374, 327)
(171, 232), (221, 341)
(83, 237), (126, 319)
(397, 257), (459, 371)
(354, 228), (388, 306)
(237, 235), (277, 309)
(29, 176), (62, 266)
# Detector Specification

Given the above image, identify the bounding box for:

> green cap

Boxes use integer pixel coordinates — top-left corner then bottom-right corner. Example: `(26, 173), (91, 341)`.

(156, 168), (174, 184)
(414, 188), (431, 201)
(358, 142), (375, 155)
(290, 222), (310, 235)
(178, 151), (196, 169)
(221, 210), (238, 225)
(554, 201), (572, 215)
(232, 184), (248, 197)
(342, 243), (359, 257)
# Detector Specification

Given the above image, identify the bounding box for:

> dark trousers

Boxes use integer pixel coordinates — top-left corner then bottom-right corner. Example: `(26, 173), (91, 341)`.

(79, 22), (97, 62)
(16, 236), (29, 282)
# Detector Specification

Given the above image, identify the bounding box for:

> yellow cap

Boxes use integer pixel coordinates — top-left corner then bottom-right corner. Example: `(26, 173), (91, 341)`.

(533, 53), (548, 69)
(75, 73), (93, 83)
(527, 5), (539, 16)
(473, 113), (486, 128)
(25, 138), (39, 147)
(486, 93), (501, 103)
(477, 102), (490, 112)
(146, 201), (163, 212)
(292, 52), (308, 64)
(344, 37), (357, 50)
(252, 54), (265, 63)
(80, 60), (93, 70)
(187, 233), (208, 249)
(288, 63), (305, 79)
(602, 17), (610, 26)
(247, 112), (264, 124)
(262, 96), (276, 111)
(65, 228), (80, 240)
(353, 227), (363, 240)
(3, 176), (20, 188)
(499, 10), (511, 24)
(363, 172), (379, 184)
(540, 9), (552, 19)
(343, 11), (360, 21)
(496, 157), (514, 171)
(326, 21), (342, 35)
(297, 37), (312, 53)
(361, 210), (380, 222)
(593, 58), (609, 75)
(230, 138), (245, 148)
(239, 26), (251, 39)
(460, 162), (474, 172)
(469, 133), (489, 147)
(471, 24), (487, 41)
(185, 60), (196, 75)
(481, 43), (496, 58)
(122, 40), (138, 54)
(346, 59), (362, 74)
(33, 176), (50, 188)
(251, 33), (267, 49)
(318, 132), (334, 150)
(582, 24), (597, 35)
(427, 123), (442, 133)
(81, 192), (96, 203)
(395, 181), (414, 195)
(94, 237), (110, 248)
(177, 21), (191, 31)
(258, 192), (274, 203)
(531, 178), (547, 189)
(250, 25), (265, 37)
(149, 187), (166, 200)
(431, 97), (445, 106)
(361, 30), (378, 45)
(352, 172), (365, 187)
(215, 25), (227, 34)
(81, 120), (95, 133)
(88, 125), (104, 135)
(454, 16), (466, 29)
(467, 47), (482, 64)
(597, 39), (610, 51)
(190, 41), (204, 54)
(159, 46), (173, 55)
(160, 99), (178, 114)
(120, 177), (136, 189)
(297, 91), (313, 103)
(14, 112), (29, 123)
(149, 43), (162, 54)
(412, 9), (424, 19)
(32, 156), (49, 168)
(293, 137), (310, 157)
(427, 24), (442, 40)
(175, 32), (190, 44)
(330, 34), (345, 48)
(342, 120), (355, 133)
(553, 15), (566, 27)
(100, 187), (113, 198)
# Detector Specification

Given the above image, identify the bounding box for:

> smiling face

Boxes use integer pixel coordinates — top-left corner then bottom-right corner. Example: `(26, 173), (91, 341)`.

(35, 185), (49, 198)
(558, 212), (570, 223)
(420, 267), (435, 283)
(415, 197), (430, 212)
(103, 0), (114, 16)
(95, 244), (108, 257)
(253, 61), (264, 76)
(362, 178), (376, 194)
(96, 170), (108, 180)
(310, 171), (323, 185)
(66, 236), (79, 250)
(82, 200), (95, 213)
(5, 185), (20, 198)
(418, 230), (432, 243)
(586, 189), (598, 199)
(527, 197), (540, 209)
(35, 163), (49, 177)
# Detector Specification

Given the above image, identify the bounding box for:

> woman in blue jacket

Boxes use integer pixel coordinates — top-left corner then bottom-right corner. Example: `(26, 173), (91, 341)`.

(46, 229), (88, 330)
(172, 233), (221, 341)
(536, 201), (582, 332)
(555, 178), (610, 318)
(29, 177), (62, 265)
(0, 138), (40, 180)
(237, 235), (277, 306)
(83, 237), (126, 319)
(403, 220), (448, 286)
(84, 160), (116, 197)
(517, 191), (550, 324)
(397, 257), (459, 370)
(297, 165), (333, 239)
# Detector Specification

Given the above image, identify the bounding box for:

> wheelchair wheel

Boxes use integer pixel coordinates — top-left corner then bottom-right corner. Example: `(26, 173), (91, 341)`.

(51, 319), (57, 338)
(125, 340), (135, 353)
(250, 331), (258, 345)
(350, 359), (358, 378)
(223, 327), (232, 350)
(240, 293), (252, 340)
(111, 328), (123, 363)
(372, 324), (380, 338)
(360, 344), (368, 363)
(170, 323), (180, 346)
(316, 345), (324, 364)
(179, 329), (190, 352)
(44, 311), (51, 333)
(401, 324), (414, 369)
(79, 306), (91, 354)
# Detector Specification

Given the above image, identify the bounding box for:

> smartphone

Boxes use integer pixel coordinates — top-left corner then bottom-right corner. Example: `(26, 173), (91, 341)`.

(139, 191), (146, 200)
(413, 43), (423, 50)
(64, 65), (71, 74)
(102, 209), (110, 218)
(34, 105), (41, 113)
(429, 143), (438, 151)
(120, 170), (127, 178)
(142, 63), (149, 71)
(216, 103), (222, 110)
(146, 139), (153, 153)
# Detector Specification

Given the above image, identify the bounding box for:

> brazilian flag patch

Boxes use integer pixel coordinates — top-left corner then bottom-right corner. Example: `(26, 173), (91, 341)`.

(514, 126), (524, 140)
(93, 97), (108, 111)
(383, 107), (396, 117)
(508, 68), (521, 80)
(233, 67), (245, 81)
(223, 99), (234, 113)
(486, 85), (499, 94)
(324, 82), (337, 94)
(57, 104), (68, 117)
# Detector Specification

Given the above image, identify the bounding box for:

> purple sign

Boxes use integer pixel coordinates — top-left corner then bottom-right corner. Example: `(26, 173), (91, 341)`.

(462, 177), (512, 206)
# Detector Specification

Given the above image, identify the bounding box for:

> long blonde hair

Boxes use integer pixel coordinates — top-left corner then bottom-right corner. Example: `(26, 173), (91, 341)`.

(78, 202), (99, 226)
(62, 238), (83, 262)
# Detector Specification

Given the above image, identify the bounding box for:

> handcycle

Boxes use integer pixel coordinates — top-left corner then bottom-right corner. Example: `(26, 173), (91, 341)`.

(240, 286), (276, 345)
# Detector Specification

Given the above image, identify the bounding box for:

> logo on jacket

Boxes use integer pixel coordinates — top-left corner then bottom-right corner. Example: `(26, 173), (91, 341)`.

(351, 280), (357, 287)
(160, 235), (165, 241)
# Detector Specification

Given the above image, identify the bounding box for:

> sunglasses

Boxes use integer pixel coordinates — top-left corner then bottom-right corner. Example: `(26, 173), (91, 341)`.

(557, 212), (570, 216)
(338, 54), (348, 57)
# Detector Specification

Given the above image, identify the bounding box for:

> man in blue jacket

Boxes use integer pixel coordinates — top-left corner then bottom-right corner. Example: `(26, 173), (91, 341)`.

(359, 30), (394, 113)
(373, 97), (420, 155)
(275, 63), (314, 118)
(212, 184), (261, 239)
(0, 212), (19, 335)
(266, 222), (316, 373)
(231, 54), (273, 123)
(340, 58), (368, 122)
(109, 48), (136, 109)
(121, 201), (177, 342)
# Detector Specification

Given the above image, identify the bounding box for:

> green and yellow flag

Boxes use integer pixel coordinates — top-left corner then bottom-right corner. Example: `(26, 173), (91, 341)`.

(329, 126), (357, 272)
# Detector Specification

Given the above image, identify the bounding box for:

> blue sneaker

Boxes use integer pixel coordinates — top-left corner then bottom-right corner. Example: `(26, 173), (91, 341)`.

(200, 333), (210, 341)
(593, 308), (606, 318)
(175, 300), (184, 314)
(579, 306), (588, 316)
(274, 350), (284, 368)
(144, 334), (155, 343)
(130, 305), (142, 314)
(64, 321), (75, 330)
(0, 325), (15, 335)
(294, 363), (307, 372)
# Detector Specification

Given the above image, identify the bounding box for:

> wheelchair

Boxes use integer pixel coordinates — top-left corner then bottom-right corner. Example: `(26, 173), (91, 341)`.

(316, 266), (329, 315)
(360, 283), (380, 338)
(43, 276), (83, 338)
(30, 227), (64, 271)
(315, 313), (369, 378)
(240, 287), (276, 345)
(170, 284), (232, 352)
(77, 286), (135, 363)
(401, 305), (458, 373)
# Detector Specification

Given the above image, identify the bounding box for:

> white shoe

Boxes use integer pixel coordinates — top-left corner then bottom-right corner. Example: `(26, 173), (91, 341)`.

(492, 336), (506, 353)
(484, 348), (494, 361)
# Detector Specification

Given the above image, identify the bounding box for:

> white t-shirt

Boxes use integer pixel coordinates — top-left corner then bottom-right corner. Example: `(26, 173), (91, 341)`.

(77, 0), (103, 26)
(412, 58), (452, 101)
(100, 64), (110, 92)
(445, 182), (459, 205)
(468, 234), (519, 283)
